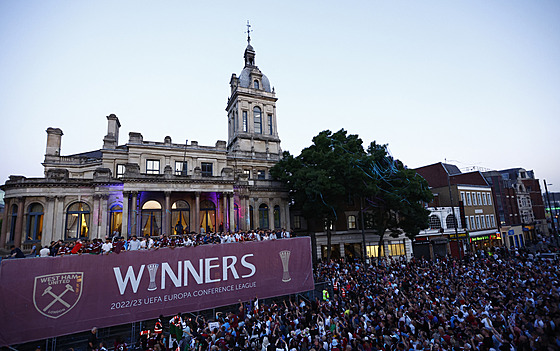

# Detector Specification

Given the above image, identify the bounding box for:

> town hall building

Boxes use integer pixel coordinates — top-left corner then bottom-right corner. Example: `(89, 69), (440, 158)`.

(0, 37), (290, 250)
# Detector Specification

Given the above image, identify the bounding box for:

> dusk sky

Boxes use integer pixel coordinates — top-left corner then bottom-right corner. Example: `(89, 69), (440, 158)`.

(1, 1), (559, 192)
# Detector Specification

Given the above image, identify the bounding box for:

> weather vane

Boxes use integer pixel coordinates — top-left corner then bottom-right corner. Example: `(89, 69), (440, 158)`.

(245, 20), (253, 44)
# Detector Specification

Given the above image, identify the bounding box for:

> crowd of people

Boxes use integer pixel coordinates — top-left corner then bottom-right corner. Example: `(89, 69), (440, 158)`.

(15, 229), (293, 258)
(87, 246), (560, 351)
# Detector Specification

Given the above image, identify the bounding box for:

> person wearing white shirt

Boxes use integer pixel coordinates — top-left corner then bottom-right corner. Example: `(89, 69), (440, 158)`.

(128, 235), (141, 251)
(101, 239), (113, 254)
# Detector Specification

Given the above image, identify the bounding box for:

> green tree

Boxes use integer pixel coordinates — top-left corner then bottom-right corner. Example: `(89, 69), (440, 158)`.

(271, 129), (366, 261)
(271, 129), (432, 261)
(361, 142), (433, 257)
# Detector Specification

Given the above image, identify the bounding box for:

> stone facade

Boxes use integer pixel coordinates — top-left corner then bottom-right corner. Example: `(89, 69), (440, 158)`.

(0, 41), (289, 250)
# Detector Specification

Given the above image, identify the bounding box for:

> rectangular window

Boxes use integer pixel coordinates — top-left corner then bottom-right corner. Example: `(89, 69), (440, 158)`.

(242, 111), (248, 132)
(257, 170), (266, 180)
(175, 161), (188, 175)
(387, 242), (405, 256)
(146, 160), (160, 174)
(470, 216), (475, 230)
(477, 193), (482, 206)
(201, 162), (213, 177)
(293, 215), (302, 229)
(347, 215), (357, 229)
(483, 192), (487, 205)
(475, 215), (481, 229)
(116, 164), (126, 178)
(254, 112), (262, 134)
(487, 193), (492, 206)
(485, 215), (490, 228)
(268, 114), (273, 135)
(366, 245), (381, 258)
(243, 169), (250, 178)
(490, 215), (495, 227)
(460, 192), (465, 204)
(466, 192), (472, 206)
(466, 216), (470, 230)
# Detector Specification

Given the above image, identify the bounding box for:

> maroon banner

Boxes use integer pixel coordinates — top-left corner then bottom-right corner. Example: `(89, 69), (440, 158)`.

(0, 237), (314, 346)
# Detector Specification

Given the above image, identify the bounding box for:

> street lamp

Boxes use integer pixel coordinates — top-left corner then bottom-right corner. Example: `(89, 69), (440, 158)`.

(543, 180), (558, 245)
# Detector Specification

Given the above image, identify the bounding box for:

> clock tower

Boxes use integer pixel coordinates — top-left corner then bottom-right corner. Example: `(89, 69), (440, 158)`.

(226, 28), (281, 162)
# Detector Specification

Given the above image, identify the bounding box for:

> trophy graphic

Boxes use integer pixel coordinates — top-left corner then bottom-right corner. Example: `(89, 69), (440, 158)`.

(147, 263), (159, 291)
(279, 250), (291, 282)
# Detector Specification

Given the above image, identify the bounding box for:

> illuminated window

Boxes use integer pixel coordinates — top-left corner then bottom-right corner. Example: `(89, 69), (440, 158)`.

(242, 111), (248, 132)
(141, 200), (162, 236)
(387, 242), (405, 256)
(65, 202), (90, 240)
(109, 204), (123, 237)
(348, 215), (357, 229)
(172, 200), (190, 234)
(26, 203), (43, 242)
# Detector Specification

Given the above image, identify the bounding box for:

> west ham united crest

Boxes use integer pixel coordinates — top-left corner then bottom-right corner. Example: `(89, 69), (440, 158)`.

(33, 272), (83, 319)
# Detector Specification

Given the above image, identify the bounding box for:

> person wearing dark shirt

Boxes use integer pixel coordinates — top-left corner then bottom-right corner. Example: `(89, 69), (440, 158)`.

(87, 327), (98, 351)
(9, 245), (25, 258)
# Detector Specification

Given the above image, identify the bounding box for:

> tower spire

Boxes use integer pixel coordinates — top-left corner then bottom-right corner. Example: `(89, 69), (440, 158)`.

(245, 20), (252, 45)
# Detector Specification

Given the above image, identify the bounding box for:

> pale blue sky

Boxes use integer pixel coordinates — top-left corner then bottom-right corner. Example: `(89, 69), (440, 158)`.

(1, 1), (559, 190)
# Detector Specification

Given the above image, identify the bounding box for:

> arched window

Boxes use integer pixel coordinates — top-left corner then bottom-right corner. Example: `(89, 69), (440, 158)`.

(9, 204), (18, 242)
(446, 214), (458, 229)
(141, 200), (162, 237)
(347, 215), (357, 230)
(253, 80), (259, 89)
(429, 215), (441, 230)
(249, 205), (254, 230)
(274, 205), (281, 229)
(65, 202), (90, 240)
(172, 200), (190, 234)
(200, 200), (216, 233)
(109, 204), (123, 237)
(26, 203), (44, 241)
(259, 204), (269, 229)
(253, 106), (262, 134)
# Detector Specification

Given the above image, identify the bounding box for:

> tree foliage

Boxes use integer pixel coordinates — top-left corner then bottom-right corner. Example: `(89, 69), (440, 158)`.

(271, 129), (433, 260)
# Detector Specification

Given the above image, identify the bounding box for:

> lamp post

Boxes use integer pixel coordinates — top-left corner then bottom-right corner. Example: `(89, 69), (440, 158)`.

(544, 180), (558, 246)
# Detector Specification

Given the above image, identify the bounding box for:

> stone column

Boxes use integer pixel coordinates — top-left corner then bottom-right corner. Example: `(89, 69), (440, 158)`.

(268, 200), (274, 230)
(229, 194), (235, 232)
(284, 202), (291, 230)
(43, 196), (56, 245)
(131, 192), (138, 238)
(195, 192), (200, 233)
(122, 192), (130, 237)
(251, 198), (257, 230)
(164, 191), (171, 236)
(100, 195), (109, 239)
(91, 195), (101, 239)
(13, 197), (25, 247)
(0, 199), (10, 248)
(54, 196), (65, 241)
(222, 193), (228, 232)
